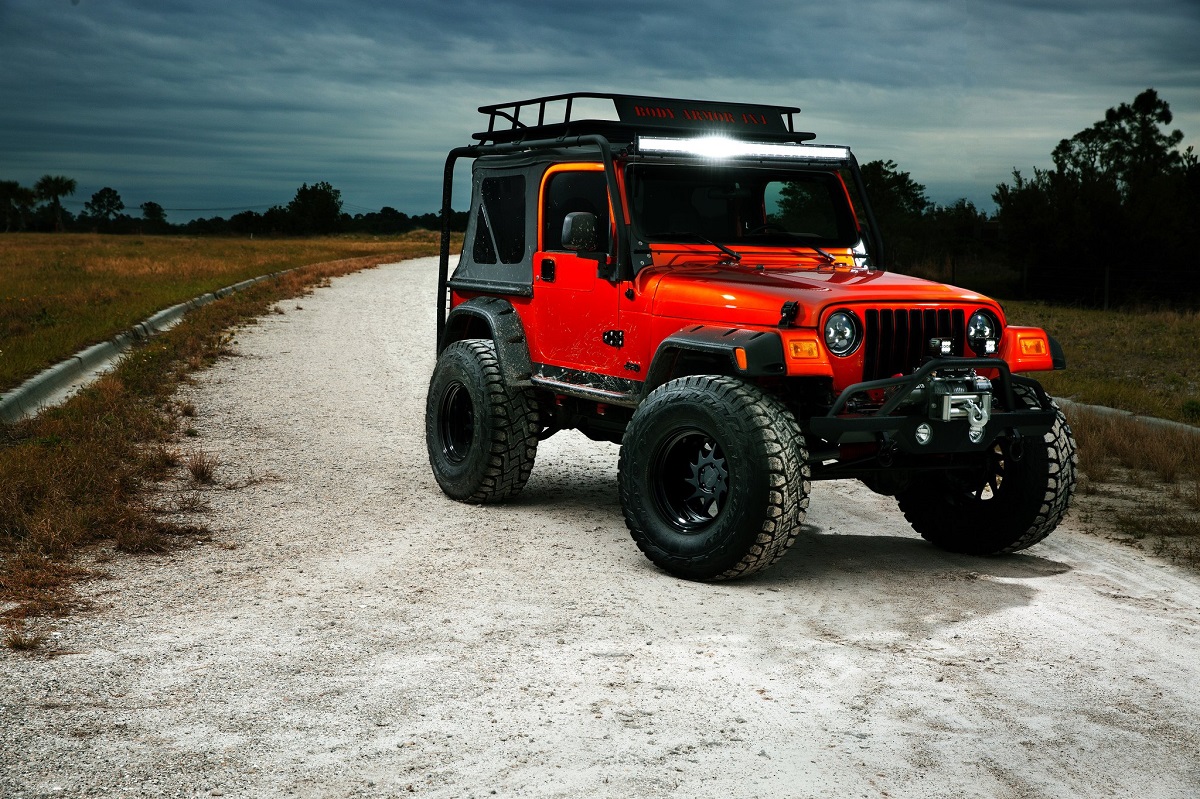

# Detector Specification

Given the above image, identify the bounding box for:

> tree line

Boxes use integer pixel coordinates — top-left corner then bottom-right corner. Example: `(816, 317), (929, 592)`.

(0, 178), (467, 237)
(856, 89), (1198, 308)
(4, 89), (1196, 306)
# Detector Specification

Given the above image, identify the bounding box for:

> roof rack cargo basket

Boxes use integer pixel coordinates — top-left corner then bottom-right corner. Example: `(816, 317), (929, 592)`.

(474, 92), (816, 145)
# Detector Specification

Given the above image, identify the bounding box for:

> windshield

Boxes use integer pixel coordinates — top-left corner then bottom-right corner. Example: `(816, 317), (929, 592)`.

(628, 164), (860, 249)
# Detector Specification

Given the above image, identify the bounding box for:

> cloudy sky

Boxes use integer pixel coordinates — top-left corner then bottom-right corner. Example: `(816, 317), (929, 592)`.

(2, 0), (1198, 222)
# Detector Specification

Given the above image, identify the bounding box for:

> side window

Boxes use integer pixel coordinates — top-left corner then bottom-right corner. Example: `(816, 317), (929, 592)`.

(472, 175), (526, 264)
(541, 171), (609, 251)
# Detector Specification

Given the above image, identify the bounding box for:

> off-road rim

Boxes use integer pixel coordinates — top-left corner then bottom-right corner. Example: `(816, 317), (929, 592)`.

(438, 381), (474, 463)
(951, 441), (1007, 504)
(650, 427), (730, 533)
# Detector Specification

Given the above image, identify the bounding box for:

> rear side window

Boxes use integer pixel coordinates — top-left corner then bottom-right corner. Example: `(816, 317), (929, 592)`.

(473, 175), (526, 264)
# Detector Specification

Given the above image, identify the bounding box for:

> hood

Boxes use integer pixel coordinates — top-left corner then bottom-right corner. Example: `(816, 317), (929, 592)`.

(642, 261), (995, 328)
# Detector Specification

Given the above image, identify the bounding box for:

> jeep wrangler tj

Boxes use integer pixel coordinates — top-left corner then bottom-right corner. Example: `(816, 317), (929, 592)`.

(427, 93), (1077, 581)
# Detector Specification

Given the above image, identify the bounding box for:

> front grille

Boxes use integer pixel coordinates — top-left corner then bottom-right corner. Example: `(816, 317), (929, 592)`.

(861, 308), (965, 381)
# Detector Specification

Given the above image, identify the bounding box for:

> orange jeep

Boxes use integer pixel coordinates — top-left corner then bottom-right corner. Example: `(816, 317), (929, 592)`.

(427, 93), (1076, 580)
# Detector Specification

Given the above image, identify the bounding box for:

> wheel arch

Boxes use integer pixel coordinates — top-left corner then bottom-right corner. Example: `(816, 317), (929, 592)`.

(441, 296), (533, 384)
(641, 326), (786, 398)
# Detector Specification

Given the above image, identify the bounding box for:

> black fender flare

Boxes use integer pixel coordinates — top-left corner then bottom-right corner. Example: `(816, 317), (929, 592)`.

(641, 326), (786, 398)
(441, 297), (533, 384)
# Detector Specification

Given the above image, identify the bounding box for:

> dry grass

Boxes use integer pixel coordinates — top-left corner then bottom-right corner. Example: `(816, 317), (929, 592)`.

(1066, 406), (1200, 570)
(0, 231), (444, 392)
(1066, 407), (1200, 485)
(1006, 302), (1200, 425)
(4, 626), (47, 651)
(186, 451), (219, 484)
(0, 232), (448, 617)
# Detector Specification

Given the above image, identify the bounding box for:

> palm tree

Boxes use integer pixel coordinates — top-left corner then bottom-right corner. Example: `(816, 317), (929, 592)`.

(0, 181), (37, 232)
(34, 174), (77, 231)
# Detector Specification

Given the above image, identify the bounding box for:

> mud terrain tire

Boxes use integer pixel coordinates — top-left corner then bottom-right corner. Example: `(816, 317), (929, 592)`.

(618, 375), (810, 581)
(426, 339), (538, 503)
(897, 398), (1077, 555)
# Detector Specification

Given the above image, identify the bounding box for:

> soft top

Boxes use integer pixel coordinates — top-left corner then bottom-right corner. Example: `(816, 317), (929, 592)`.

(474, 92), (817, 146)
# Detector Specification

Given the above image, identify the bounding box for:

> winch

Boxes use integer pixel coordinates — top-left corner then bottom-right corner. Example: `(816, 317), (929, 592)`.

(927, 372), (993, 443)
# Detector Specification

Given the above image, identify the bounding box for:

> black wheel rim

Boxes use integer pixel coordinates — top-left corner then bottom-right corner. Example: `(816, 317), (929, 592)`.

(973, 442), (1007, 501)
(650, 428), (730, 533)
(438, 381), (474, 463)
(948, 441), (1007, 505)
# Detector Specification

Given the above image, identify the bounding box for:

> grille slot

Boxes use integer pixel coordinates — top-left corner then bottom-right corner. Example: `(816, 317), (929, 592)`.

(861, 308), (965, 381)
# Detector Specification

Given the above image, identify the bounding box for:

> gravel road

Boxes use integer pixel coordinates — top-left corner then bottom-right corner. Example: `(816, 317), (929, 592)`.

(4, 257), (1200, 799)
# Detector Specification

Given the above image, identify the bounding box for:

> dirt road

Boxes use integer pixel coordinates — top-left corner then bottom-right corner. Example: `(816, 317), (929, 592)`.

(3, 257), (1199, 798)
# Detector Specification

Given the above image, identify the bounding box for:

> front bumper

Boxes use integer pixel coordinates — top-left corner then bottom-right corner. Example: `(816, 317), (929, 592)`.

(806, 357), (1057, 456)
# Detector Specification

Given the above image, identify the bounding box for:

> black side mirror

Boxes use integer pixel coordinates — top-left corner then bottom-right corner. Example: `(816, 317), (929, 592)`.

(562, 211), (598, 252)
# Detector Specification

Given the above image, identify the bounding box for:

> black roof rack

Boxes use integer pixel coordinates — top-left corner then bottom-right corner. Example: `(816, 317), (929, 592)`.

(474, 92), (816, 145)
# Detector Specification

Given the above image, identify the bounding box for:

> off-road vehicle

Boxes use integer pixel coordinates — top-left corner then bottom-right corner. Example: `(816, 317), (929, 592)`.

(427, 93), (1077, 581)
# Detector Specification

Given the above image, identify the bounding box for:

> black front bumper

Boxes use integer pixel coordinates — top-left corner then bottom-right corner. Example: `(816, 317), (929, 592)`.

(806, 357), (1057, 456)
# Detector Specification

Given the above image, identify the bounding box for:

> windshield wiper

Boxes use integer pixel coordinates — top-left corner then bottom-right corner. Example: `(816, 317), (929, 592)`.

(805, 244), (836, 264)
(648, 231), (741, 262)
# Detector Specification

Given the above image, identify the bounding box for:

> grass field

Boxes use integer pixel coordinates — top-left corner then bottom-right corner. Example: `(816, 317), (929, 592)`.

(1004, 301), (1200, 425)
(0, 232), (444, 392)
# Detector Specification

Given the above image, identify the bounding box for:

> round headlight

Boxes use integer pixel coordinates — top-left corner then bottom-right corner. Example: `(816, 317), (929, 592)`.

(824, 310), (861, 357)
(967, 310), (1000, 355)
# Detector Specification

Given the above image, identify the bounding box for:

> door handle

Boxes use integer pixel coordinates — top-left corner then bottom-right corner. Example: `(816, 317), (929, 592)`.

(540, 258), (556, 282)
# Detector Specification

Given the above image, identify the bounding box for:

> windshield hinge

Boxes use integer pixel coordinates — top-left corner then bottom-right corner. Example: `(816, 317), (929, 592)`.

(779, 301), (800, 328)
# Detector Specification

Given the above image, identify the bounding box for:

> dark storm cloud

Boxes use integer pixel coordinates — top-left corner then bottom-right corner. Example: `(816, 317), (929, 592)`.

(2, 0), (1198, 218)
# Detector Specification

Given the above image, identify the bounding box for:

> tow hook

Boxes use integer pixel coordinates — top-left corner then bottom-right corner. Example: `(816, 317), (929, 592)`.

(964, 397), (989, 444)
(1009, 430), (1025, 462)
(878, 438), (898, 468)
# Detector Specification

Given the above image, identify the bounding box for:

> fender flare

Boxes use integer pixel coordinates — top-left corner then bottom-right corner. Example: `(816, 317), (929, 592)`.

(641, 326), (786, 398)
(441, 297), (533, 384)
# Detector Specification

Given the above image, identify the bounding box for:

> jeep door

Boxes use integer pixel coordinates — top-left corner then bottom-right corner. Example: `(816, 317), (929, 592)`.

(531, 165), (625, 375)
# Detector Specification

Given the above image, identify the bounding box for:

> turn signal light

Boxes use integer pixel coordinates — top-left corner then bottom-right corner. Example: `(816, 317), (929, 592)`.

(1019, 337), (1048, 356)
(788, 339), (820, 359)
(734, 347), (748, 370)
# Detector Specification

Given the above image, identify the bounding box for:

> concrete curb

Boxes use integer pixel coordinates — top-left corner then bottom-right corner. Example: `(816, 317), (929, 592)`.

(1058, 398), (1200, 437)
(0, 271), (288, 423)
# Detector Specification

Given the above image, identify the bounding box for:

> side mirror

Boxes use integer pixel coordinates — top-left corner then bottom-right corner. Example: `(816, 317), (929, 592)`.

(562, 211), (598, 252)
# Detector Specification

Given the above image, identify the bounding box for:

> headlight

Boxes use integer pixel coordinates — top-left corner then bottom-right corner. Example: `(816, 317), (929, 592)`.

(823, 310), (861, 357)
(967, 310), (1000, 355)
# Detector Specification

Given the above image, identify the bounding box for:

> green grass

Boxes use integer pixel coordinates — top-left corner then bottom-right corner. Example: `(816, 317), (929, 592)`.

(1004, 301), (1200, 425)
(0, 233), (433, 392)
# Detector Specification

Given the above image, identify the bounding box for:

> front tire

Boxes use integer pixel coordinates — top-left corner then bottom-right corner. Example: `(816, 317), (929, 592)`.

(618, 376), (810, 580)
(897, 399), (1077, 555)
(425, 339), (538, 503)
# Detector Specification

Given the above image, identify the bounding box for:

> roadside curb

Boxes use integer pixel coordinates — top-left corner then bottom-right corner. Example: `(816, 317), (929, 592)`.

(0, 271), (289, 423)
(1058, 398), (1200, 437)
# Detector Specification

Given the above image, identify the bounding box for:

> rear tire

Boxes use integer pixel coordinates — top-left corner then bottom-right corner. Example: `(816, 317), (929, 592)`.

(618, 376), (810, 580)
(425, 339), (538, 503)
(897, 398), (1077, 555)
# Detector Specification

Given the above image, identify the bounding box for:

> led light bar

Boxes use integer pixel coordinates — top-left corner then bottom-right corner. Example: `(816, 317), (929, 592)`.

(637, 135), (851, 161)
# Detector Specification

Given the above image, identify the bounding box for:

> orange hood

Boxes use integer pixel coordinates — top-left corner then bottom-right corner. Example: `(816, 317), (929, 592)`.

(639, 261), (999, 328)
